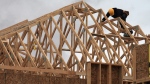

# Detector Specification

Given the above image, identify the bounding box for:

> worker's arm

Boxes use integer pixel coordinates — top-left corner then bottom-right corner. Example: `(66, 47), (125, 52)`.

(102, 12), (110, 22)
(121, 13), (128, 21)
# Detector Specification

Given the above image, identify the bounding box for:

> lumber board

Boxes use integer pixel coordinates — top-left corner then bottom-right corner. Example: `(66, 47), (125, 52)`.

(0, 20), (28, 36)
(0, 65), (76, 75)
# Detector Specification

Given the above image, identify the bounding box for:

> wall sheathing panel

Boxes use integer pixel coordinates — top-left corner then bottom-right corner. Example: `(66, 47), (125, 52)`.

(39, 75), (49, 84)
(55, 77), (62, 84)
(111, 65), (122, 84)
(101, 64), (109, 84)
(61, 77), (67, 84)
(6, 73), (22, 84)
(135, 44), (149, 79)
(0, 73), (5, 84)
(91, 63), (100, 84)
(80, 79), (86, 84)
(0, 72), (86, 84)
(87, 62), (122, 84)
(74, 78), (81, 84)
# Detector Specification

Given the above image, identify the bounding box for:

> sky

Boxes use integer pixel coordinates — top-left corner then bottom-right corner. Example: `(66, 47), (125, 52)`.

(0, 0), (150, 34)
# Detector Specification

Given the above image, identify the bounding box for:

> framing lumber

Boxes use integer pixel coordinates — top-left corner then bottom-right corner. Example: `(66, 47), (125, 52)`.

(0, 1), (149, 83)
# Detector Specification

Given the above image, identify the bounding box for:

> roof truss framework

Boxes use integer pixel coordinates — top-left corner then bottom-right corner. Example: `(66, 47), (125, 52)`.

(0, 1), (149, 78)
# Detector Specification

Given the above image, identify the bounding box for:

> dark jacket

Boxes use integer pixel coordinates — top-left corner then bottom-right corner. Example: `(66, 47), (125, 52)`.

(102, 8), (128, 22)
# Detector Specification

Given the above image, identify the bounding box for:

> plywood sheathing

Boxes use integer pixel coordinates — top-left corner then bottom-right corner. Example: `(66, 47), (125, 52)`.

(134, 44), (149, 79)
(0, 72), (86, 84)
(111, 65), (122, 84)
(87, 62), (122, 84)
(101, 64), (109, 84)
(0, 73), (5, 84)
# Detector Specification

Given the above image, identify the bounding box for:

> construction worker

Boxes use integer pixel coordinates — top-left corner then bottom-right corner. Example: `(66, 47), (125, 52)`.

(102, 8), (133, 37)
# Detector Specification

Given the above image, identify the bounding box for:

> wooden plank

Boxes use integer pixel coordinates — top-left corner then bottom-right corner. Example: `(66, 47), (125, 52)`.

(92, 33), (119, 37)
(17, 33), (36, 67)
(136, 77), (150, 83)
(85, 3), (96, 12)
(0, 20), (28, 36)
(87, 62), (91, 84)
(132, 46), (136, 81)
(56, 11), (88, 71)
(118, 18), (138, 45)
(0, 39), (15, 66)
(6, 42), (20, 66)
(51, 1), (82, 16)
(138, 25), (149, 43)
(0, 65), (76, 75)
(76, 72), (86, 75)
(14, 36), (24, 65)
(29, 28), (54, 69)
(71, 5), (109, 63)
(123, 76), (133, 80)
(108, 64), (111, 84)
(40, 22), (69, 71)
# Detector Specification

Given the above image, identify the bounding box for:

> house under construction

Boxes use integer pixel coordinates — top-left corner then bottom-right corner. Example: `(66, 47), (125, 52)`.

(0, 1), (150, 84)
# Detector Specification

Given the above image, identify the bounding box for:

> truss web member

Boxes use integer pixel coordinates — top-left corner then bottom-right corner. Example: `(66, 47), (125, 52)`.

(102, 8), (133, 37)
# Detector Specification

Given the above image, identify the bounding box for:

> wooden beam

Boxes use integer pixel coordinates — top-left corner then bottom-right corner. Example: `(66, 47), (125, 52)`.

(29, 28), (54, 69)
(52, 15), (86, 71)
(72, 6), (109, 63)
(17, 32), (36, 67)
(0, 39), (15, 66)
(40, 22), (69, 71)
(0, 20), (28, 36)
(0, 65), (75, 75)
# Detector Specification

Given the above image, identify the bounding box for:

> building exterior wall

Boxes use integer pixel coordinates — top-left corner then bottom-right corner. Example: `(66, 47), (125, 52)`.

(0, 71), (86, 84)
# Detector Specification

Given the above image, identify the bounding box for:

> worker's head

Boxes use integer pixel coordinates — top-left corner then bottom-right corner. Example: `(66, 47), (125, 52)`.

(124, 11), (129, 16)
(108, 8), (114, 16)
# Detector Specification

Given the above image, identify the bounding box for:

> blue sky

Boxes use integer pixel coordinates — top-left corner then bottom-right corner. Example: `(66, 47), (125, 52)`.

(0, 0), (150, 34)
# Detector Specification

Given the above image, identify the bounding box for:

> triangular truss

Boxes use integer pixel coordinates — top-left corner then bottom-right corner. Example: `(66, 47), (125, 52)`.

(0, 1), (149, 78)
